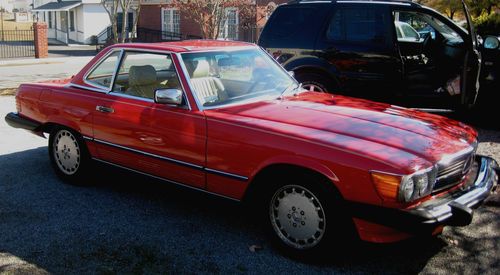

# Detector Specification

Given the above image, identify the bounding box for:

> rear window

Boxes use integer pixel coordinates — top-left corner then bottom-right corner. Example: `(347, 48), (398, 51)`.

(259, 5), (332, 48)
(265, 7), (315, 38)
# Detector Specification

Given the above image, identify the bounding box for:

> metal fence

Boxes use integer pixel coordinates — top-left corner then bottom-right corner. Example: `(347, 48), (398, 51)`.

(136, 28), (185, 43)
(0, 29), (35, 59)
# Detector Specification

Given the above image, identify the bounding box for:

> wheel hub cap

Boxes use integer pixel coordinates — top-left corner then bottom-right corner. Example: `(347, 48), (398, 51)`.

(53, 130), (80, 175)
(270, 185), (326, 249)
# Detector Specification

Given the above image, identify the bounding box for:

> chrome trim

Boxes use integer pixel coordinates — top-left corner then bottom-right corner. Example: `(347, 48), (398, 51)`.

(82, 48), (122, 92)
(421, 156), (498, 221)
(89, 138), (249, 181)
(175, 52), (204, 111)
(337, 1), (411, 5)
(205, 168), (249, 181)
(108, 91), (155, 103)
(177, 46), (297, 111)
(92, 158), (241, 202)
(68, 83), (108, 94)
(82, 136), (93, 141)
(109, 49), (125, 92)
(92, 138), (204, 170)
(438, 145), (475, 166)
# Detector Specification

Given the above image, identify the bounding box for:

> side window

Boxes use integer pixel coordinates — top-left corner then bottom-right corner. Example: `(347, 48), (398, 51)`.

(327, 8), (387, 43)
(86, 51), (120, 89)
(113, 52), (183, 101)
(265, 7), (315, 38)
(394, 11), (462, 42)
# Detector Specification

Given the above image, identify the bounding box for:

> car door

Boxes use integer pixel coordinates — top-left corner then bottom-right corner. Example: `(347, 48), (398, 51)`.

(316, 4), (402, 97)
(460, 0), (481, 106)
(89, 50), (207, 189)
(393, 4), (480, 108)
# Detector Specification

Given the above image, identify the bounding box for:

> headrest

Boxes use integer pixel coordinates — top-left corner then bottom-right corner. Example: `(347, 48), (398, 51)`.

(192, 59), (210, 78)
(129, 65), (157, 86)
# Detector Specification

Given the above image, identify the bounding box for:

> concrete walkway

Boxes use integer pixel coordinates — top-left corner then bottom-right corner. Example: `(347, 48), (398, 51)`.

(0, 56), (93, 90)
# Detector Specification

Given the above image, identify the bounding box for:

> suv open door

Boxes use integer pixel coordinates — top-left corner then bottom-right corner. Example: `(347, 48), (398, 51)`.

(461, 0), (481, 108)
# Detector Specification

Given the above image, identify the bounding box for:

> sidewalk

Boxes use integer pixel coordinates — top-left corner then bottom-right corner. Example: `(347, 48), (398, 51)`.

(0, 55), (93, 91)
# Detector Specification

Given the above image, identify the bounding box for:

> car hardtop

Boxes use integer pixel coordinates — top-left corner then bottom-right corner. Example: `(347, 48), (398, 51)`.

(107, 40), (257, 53)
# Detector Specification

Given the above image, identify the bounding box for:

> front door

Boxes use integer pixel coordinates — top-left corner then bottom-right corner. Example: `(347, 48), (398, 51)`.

(393, 7), (480, 108)
(88, 50), (207, 188)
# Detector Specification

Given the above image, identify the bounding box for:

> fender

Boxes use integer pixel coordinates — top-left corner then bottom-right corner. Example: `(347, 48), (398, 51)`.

(43, 115), (84, 135)
(250, 155), (340, 184)
(284, 56), (339, 80)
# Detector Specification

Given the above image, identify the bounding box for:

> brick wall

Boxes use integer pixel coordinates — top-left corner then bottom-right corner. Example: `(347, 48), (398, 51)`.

(33, 22), (48, 59)
(138, 0), (287, 40)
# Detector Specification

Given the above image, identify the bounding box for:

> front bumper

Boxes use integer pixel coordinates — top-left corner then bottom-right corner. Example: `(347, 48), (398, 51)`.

(350, 156), (499, 235)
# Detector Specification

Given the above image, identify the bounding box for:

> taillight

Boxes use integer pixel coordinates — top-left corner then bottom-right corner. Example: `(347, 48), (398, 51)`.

(15, 96), (21, 113)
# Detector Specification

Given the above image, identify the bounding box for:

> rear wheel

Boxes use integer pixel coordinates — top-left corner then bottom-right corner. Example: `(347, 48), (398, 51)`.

(48, 127), (92, 185)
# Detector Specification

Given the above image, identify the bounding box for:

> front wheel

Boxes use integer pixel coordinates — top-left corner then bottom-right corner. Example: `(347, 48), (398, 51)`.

(265, 176), (357, 257)
(48, 127), (92, 185)
(294, 72), (338, 94)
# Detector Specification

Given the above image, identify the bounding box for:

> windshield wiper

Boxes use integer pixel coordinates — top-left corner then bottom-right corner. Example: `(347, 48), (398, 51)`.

(279, 83), (302, 98)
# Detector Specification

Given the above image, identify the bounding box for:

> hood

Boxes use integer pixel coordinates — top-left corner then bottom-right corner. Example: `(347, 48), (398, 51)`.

(208, 92), (477, 168)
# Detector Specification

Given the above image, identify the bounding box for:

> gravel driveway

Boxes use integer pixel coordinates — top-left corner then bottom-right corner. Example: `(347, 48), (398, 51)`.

(0, 96), (498, 274)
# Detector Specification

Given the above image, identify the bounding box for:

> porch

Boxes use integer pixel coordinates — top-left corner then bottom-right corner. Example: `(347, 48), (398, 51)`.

(33, 1), (83, 45)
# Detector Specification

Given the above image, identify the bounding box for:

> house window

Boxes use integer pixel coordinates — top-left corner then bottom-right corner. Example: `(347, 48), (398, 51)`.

(219, 8), (238, 40)
(69, 11), (75, 31)
(48, 12), (52, 28)
(162, 8), (180, 39)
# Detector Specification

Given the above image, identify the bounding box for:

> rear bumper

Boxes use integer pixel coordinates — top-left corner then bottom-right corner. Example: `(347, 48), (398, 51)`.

(350, 155), (499, 235)
(4, 112), (41, 132)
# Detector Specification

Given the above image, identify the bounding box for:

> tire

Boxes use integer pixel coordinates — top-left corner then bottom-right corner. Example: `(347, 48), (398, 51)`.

(48, 127), (92, 185)
(264, 172), (357, 258)
(294, 71), (338, 94)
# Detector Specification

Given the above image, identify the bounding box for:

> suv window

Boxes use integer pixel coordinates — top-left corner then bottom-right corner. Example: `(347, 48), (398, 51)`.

(327, 8), (387, 43)
(86, 51), (121, 89)
(112, 51), (183, 101)
(265, 7), (315, 38)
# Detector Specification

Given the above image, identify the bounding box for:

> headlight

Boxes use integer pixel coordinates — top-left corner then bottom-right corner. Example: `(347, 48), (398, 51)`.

(371, 166), (437, 203)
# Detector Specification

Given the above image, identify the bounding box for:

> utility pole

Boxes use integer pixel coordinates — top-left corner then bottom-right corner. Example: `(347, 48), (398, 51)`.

(1, 3), (4, 42)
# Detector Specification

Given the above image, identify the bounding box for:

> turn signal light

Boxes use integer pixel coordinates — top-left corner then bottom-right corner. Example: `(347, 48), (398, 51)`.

(371, 172), (401, 202)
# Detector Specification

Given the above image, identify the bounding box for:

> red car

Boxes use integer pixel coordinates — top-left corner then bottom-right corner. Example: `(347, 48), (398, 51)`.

(5, 41), (498, 255)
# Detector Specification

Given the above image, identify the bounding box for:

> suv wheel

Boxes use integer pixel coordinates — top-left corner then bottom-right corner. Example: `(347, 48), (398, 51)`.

(294, 72), (337, 94)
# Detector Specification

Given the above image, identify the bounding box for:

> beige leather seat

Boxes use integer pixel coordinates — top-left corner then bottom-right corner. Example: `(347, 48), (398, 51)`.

(187, 60), (228, 105)
(126, 65), (158, 99)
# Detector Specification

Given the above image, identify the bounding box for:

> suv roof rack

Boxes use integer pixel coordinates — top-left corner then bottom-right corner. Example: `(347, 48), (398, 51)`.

(287, 0), (419, 6)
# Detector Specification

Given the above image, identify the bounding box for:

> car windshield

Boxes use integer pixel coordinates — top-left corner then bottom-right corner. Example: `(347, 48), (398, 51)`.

(181, 48), (295, 109)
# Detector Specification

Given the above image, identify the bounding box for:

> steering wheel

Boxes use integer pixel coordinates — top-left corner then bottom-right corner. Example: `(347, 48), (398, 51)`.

(247, 72), (275, 94)
(422, 32), (433, 55)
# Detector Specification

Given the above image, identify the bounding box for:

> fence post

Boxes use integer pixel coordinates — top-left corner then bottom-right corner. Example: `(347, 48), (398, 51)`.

(33, 22), (48, 58)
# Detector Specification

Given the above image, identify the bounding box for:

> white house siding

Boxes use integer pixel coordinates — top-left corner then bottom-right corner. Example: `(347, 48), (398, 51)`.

(82, 4), (110, 44)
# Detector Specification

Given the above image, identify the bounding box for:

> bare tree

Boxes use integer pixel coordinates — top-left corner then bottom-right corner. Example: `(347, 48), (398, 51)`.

(101, 0), (139, 44)
(172, 0), (256, 40)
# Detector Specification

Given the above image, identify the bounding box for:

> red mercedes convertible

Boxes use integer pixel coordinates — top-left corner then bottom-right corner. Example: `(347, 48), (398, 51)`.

(5, 40), (498, 255)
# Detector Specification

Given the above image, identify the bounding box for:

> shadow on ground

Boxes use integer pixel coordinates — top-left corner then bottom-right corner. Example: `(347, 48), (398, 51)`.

(1, 146), (498, 273)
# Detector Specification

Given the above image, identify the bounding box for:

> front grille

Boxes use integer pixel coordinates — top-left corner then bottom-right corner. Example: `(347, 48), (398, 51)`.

(433, 152), (474, 193)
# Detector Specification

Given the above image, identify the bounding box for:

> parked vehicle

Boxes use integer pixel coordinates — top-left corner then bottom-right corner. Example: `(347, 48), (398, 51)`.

(5, 41), (498, 256)
(480, 35), (500, 92)
(259, 0), (481, 110)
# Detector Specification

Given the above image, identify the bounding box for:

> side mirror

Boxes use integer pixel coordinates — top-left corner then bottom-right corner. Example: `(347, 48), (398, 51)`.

(484, 36), (500, 50)
(155, 89), (183, 105)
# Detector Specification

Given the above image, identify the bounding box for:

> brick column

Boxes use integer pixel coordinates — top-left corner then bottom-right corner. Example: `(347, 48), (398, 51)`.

(33, 22), (48, 59)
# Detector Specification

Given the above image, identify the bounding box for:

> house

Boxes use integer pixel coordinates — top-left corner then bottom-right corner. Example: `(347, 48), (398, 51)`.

(32, 0), (137, 45)
(138, 0), (287, 42)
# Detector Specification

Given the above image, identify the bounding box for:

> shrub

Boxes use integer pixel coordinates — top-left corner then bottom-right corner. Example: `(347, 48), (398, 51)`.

(473, 12), (500, 36)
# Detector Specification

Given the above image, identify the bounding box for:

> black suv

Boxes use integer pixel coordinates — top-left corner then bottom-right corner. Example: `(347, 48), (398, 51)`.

(259, 0), (480, 109)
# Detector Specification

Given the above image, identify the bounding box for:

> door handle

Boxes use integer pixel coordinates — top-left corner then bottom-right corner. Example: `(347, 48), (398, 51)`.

(96, 106), (114, 113)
